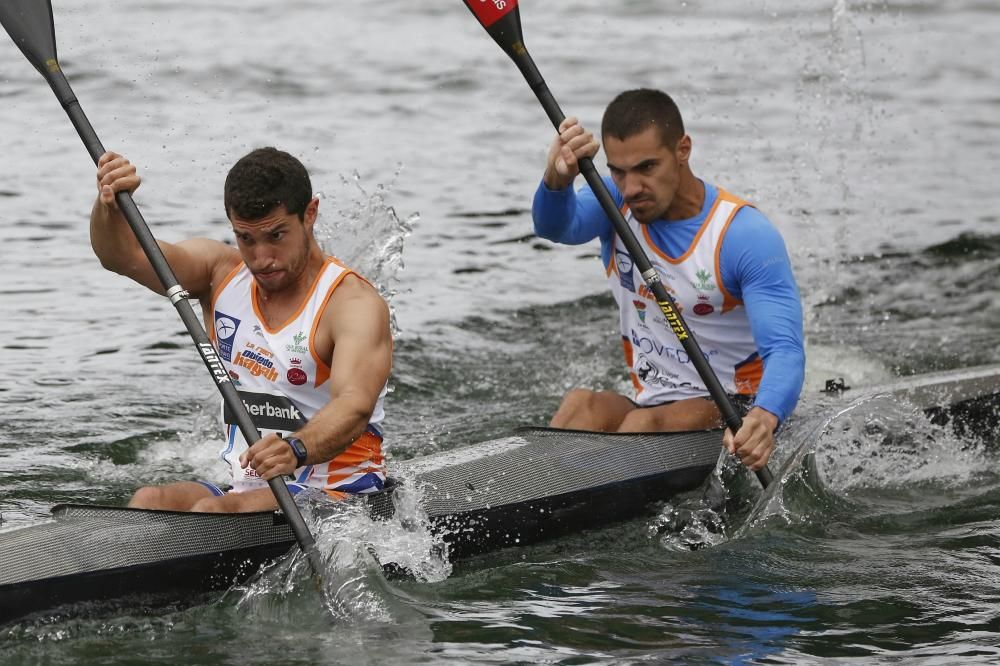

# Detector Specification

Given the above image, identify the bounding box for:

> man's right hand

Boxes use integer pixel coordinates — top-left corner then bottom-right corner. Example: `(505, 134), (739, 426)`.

(96, 151), (141, 209)
(542, 116), (600, 191)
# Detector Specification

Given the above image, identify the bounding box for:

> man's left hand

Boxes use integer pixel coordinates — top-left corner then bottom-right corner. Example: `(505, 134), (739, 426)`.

(722, 406), (778, 471)
(240, 434), (299, 481)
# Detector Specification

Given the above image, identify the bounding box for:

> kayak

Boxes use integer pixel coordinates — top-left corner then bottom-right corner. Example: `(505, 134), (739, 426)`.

(2, 363), (998, 625)
(0, 426), (722, 625)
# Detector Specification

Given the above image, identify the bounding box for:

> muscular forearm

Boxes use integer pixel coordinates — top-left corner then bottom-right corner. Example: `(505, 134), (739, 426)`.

(90, 197), (147, 276)
(293, 397), (374, 464)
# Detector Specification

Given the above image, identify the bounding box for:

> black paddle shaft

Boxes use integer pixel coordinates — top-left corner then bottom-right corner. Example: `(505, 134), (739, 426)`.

(464, 1), (773, 488)
(0, 1), (324, 570)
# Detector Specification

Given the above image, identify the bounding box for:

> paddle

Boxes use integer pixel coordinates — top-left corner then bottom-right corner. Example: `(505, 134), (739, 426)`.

(462, 0), (774, 489)
(0, 0), (326, 575)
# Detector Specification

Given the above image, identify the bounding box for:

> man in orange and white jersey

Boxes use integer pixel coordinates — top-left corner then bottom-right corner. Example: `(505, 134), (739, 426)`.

(532, 89), (805, 472)
(91, 147), (392, 512)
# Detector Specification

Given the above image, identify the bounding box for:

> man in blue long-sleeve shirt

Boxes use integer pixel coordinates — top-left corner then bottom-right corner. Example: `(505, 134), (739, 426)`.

(532, 89), (804, 471)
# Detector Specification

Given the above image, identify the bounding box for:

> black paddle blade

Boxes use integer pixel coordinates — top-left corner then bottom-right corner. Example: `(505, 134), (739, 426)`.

(463, 0), (525, 57)
(0, 0), (59, 78)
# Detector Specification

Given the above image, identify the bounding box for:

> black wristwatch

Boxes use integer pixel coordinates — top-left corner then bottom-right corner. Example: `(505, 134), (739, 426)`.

(283, 436), (308, 467)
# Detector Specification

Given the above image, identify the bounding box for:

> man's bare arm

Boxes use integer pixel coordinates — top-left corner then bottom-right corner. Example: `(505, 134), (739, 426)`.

(90, 151), (236, 299)
(298, 275), (392, 459)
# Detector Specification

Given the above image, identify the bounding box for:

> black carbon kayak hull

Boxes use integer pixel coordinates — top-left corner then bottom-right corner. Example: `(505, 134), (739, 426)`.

(0, 426), (723, 625)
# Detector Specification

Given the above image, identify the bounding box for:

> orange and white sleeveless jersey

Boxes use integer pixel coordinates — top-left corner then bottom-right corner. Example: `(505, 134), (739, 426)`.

(209, 258), (387, 494)
(607, 190), (762, 406)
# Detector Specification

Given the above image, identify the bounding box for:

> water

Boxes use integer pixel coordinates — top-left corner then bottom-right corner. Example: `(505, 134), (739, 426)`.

(1, 0), (999, 662)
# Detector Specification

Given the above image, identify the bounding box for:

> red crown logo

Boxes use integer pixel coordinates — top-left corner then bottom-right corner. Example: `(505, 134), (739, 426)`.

(290, 358), (302, 366)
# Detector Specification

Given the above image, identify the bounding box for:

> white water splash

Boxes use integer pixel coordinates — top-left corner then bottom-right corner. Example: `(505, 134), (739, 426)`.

(361, 479), (452, 583)
(814, 395), (986, 491)
(649, 454), (747, 552)
(231, 476), (449, 627)
(738, 393), (990, 535)
(737, 398), (875, 535)
(312, 167), (417, 336)
(652, 388), (990, 549)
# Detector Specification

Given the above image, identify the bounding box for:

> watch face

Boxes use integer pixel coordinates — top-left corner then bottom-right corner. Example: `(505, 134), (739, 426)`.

(285, 437), (307, 465)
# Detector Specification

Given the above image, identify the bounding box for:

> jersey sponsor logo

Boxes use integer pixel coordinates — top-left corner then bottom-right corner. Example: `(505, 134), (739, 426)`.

(287, 358), (308, 386)
(691, 268), (716, 292)
(635, 353), (686, 389)
(285, 330), (309, 354)
(616, 248), (636, 293)
(630, 330), (714, 365)
(233, 342), (279, 382)
(214, 312), (241, 361)
(693, 295), (715, 316)
(223, 390), (307, 431)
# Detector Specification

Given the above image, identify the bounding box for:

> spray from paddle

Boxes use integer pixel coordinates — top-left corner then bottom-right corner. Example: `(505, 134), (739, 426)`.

(313, 167), (417, 336)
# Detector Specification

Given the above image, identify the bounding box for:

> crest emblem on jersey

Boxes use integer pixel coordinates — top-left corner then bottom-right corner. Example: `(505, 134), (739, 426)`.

(693, 294), (715, 316)
(632, 300), (647, 325)
(287, 357), (308, 385)
(214, 312), (241, 361)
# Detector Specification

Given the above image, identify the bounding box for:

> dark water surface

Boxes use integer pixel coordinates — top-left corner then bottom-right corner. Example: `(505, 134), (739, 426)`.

(1, 0), (999, 663)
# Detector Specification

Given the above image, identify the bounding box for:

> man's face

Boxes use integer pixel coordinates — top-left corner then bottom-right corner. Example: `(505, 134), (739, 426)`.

(604, 126), (691, 224)
(229, 198), (318, 294)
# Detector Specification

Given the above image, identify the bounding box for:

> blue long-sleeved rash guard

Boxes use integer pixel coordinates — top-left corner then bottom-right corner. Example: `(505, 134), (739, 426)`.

(532, 177), (805, 423)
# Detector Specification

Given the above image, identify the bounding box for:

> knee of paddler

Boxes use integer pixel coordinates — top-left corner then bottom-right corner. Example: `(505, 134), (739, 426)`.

(127, 486), (165, 510)
(189, 496), (229, 513)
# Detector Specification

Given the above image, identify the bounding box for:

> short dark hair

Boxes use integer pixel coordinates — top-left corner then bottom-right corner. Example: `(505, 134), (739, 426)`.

(224, 147), (312, 221)
(601, 88), (686, 148)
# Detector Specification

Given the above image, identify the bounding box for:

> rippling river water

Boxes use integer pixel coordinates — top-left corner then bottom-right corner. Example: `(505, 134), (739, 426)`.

(1, 0), (999, 663)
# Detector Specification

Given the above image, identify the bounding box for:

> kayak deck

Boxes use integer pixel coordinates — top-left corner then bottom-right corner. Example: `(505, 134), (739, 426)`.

(0, 426), (723, 625)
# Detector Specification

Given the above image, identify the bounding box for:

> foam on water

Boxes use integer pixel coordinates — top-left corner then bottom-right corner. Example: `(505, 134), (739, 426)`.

(651, 388), (996, 552)
(230, 488), (446, 628)
(736, 393), (994, 539)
